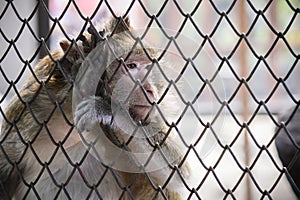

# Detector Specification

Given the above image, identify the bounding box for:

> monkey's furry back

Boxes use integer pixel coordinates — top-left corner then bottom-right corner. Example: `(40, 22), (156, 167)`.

(0, 18), (129, 199)
(0, 17), (135, 199)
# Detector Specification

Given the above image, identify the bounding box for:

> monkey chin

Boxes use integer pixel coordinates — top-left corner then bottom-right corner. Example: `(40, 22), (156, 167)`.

(129, 105), (155, 126)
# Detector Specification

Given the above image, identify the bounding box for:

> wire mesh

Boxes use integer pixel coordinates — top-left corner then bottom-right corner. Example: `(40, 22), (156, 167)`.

(0, 0), (300, 199)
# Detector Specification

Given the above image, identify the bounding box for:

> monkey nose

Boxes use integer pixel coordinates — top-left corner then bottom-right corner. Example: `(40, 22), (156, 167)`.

(143, 82), (156, 100)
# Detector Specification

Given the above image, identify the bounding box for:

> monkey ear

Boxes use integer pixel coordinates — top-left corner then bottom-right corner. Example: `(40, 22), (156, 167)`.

(59, 40), (71, 52)
(57, 40), (83, 79)
(60, 40), (81, 53)
(59, 40), (83, 59)
(110, 17), (132, 34)
(124, 17), (131, 28)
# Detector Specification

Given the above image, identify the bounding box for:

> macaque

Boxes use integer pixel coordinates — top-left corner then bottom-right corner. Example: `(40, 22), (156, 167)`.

(0, 17), (190, 199)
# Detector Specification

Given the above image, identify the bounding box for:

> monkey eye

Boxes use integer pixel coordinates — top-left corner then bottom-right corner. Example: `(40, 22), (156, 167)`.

(126, 63), (137, 69)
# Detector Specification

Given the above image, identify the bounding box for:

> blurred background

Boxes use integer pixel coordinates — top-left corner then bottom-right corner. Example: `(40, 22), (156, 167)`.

(0, 0), (300, 199)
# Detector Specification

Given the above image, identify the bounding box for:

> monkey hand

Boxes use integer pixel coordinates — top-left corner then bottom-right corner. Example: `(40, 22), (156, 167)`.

(74, 95), (113, 133)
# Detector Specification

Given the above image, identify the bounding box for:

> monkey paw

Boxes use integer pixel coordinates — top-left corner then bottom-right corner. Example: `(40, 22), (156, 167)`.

(74, 96), (112, 132)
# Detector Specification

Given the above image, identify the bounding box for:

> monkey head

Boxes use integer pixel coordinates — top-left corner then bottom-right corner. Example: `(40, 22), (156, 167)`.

(73, 18), (171, 129)
(107, 51), (162, 126)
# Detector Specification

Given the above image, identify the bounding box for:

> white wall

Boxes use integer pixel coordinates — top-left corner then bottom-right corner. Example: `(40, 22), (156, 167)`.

(0, 1), (38, 124)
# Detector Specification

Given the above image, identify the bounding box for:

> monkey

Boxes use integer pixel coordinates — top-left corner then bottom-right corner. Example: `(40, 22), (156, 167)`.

(275, 106), (300, 198)
(0, 17), (190, 200)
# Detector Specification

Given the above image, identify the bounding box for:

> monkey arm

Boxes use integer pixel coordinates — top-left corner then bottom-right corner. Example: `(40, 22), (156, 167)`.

(74, 95), (113, 132)
(74, 95), (190, 190)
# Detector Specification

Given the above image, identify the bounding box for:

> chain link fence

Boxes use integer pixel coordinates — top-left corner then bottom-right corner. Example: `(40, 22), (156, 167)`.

(0, 0), (300, 199)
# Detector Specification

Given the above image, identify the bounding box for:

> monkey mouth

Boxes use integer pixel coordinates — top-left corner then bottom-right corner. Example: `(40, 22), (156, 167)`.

(129, 105), (153, 125)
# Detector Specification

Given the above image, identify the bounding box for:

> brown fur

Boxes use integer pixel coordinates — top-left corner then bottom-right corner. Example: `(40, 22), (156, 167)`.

(0, 18), (186, 199)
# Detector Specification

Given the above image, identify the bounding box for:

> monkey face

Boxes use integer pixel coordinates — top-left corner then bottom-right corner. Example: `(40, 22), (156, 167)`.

(129, 84), (155, 124)
(109, 53), (160, 125)
(127, 80), (156, 125)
